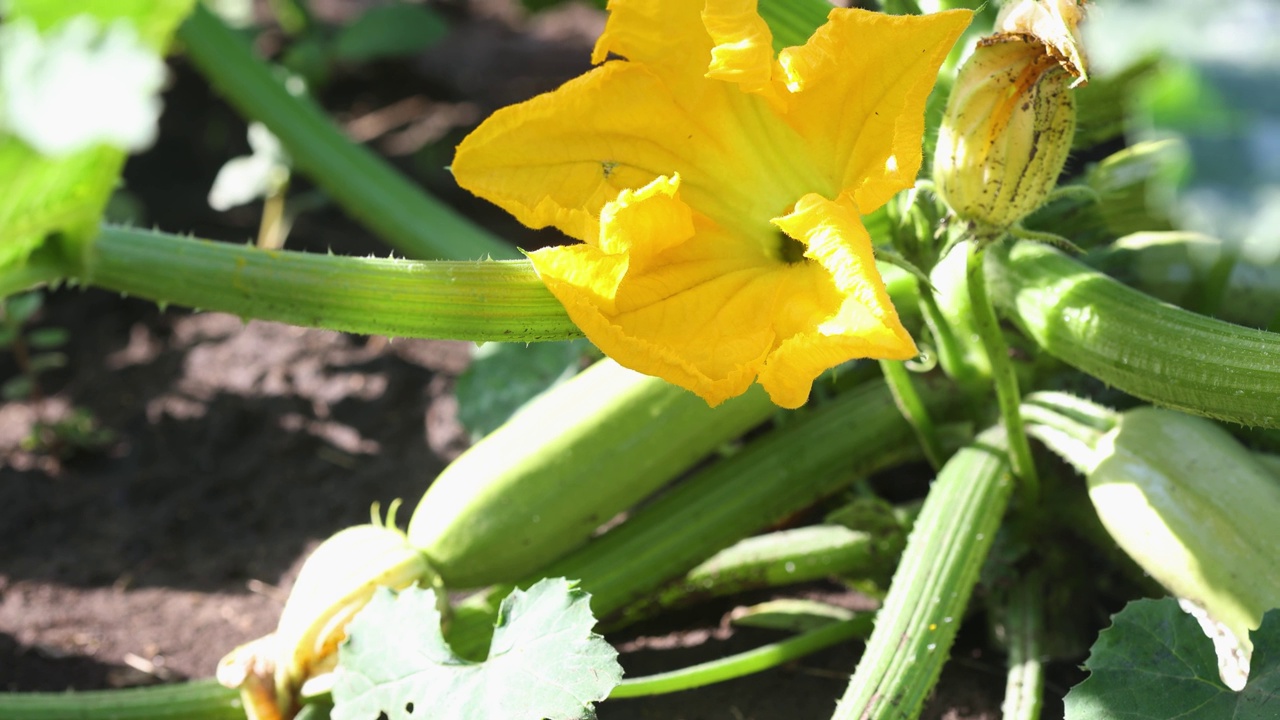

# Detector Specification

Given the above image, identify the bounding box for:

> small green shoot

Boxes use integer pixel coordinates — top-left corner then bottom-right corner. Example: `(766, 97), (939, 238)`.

(1, 291), (65, 400)
(332, 578), (622, 720)
(1065, 598), (1280, 719)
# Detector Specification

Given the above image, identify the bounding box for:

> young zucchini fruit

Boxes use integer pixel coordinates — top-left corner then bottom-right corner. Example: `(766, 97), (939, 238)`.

(406, 358), (777, 588)
(987, 240), (1280, 428)
(1085, 407), (1280, 664)
(442, 378), (946, 660)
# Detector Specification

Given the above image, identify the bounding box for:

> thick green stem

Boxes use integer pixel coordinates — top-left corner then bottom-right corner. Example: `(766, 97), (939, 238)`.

(832, 428), (1014, 720)
(0, 678), (242, 720)
(73, 226), (578, 342)
(967, 241), (1040, 503)
(176, 5), (516, 261)
(609, 614), (875, 699)
(51, 225), (925, 346)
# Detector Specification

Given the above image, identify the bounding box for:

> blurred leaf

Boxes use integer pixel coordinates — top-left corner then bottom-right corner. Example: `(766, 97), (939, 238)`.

(8, 0), (196, 50)
(331, 4), (447, 63)
(2, 376), (33, 400)
(1064, 598), (1280, 719)
(1084, 0), (1280, 249)
(0, 0), (193, 271)
(27, 327), (68, 349)
(27, 352), (67, 372)
(455, 339), (597, 440)
(4, 292), (44, 324)
(281, 36), (330, 89)
(332, 579), (621, 720)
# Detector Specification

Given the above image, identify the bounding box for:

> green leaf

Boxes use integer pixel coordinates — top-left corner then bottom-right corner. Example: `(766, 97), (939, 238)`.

(4, 292), (44, 324)
(7, 0), (197, 50)
(27, 327), (68, 349)
(455, 340), (596, 441)
(331, 4), (447, 63)
(332, 578), (622, 720)
(2, 375), (33, 400)
(1064, 598), (1280, 719)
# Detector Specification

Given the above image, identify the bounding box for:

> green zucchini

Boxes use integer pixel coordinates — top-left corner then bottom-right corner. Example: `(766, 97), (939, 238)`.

(443, 378), (947, 659)
(987, 240), (1280, 428)
(407, 358), (777, 588)
(1085, 407), (1280, 659)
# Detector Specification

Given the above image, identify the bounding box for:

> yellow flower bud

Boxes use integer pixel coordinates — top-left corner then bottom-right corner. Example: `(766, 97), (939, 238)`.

(933, 35), (1077, 235)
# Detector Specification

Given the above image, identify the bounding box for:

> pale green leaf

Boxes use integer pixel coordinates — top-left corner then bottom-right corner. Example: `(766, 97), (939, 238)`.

(332, 578), (622, 720)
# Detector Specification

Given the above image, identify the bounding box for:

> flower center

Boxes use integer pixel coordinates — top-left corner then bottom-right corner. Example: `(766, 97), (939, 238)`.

(776, 230), (807, 265)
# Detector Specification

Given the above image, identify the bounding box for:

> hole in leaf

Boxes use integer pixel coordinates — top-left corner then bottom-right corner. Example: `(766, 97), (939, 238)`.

(405, 702), (415, 714)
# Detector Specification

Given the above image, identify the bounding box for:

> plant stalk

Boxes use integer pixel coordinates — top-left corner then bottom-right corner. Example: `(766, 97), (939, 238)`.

(73, 226), (579, 342)
(609, 614), (875, 699)
(177, 4), (516, 261)
(1000, 571), (1045, 720)
(879, 359), (945, 470)
(967, 241), (1040, 503)
(0, 678), (242, 720)
(831, 427), (1014, 720)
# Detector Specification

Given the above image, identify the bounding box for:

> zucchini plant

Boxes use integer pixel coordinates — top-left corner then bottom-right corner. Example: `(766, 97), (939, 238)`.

(2, 1), (1279, 720)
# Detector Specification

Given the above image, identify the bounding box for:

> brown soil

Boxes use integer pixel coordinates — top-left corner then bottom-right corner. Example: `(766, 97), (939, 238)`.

(0, 2), (1031, 718)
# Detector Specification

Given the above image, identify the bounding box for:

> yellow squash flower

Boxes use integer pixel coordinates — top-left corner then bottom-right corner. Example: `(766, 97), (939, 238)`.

(452, 0), (971, 408)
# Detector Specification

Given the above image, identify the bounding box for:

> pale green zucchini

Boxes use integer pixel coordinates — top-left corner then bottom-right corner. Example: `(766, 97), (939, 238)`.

(987, 240), (1280, 428)
(442, 378), (948, 659)
(1085, 407), (1280, 658)
(407, 358), (777, 588)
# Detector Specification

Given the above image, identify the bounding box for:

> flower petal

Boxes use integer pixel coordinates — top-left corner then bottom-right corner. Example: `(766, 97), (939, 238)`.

(452, 62), (707, 243)
(778, 9), (972, 212)
(702, 0), (778, 99)
(761, 193), (917, 408)
(452, 58), (821, 248)
(592, 0), (712, 98)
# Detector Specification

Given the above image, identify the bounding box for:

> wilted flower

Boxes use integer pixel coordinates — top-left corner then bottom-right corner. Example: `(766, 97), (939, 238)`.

(934, 0), (1089, 236)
